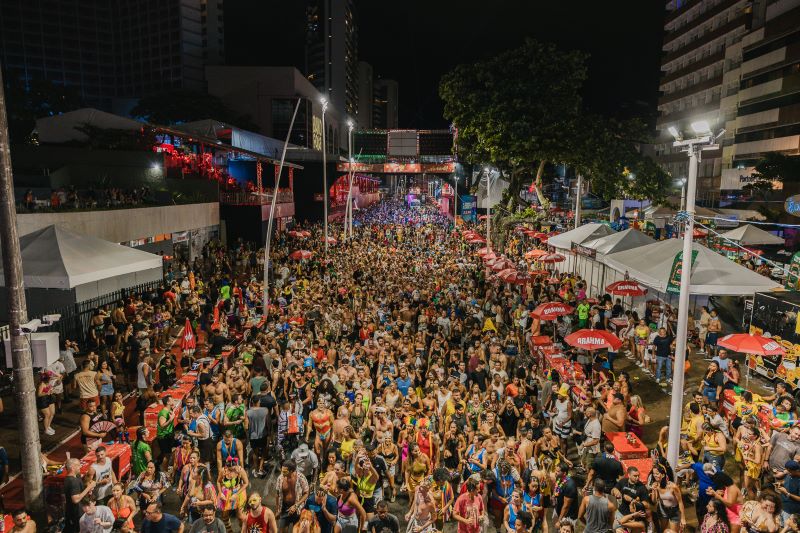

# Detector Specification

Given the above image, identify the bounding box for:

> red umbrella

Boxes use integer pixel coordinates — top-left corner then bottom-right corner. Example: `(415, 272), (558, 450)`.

(525, 249), (549, 260)
(539, 253), (566, 263)
(299, 230), (312, 238)
(478, 214), (489, 221)
(180, 318), (196, 355)
(717, 333), (786, 356)
(482, 252), (498, 262)
(324, 236), (338, 244)
(497, 269), (532, 285)
(477, 247), (493, 257)
(530, 232), (548, 240)
(289, 250), (313, 260)
(531, 302), (575, 321)
(564, 329), (622, 351)
(287, 230), (301, 238)
(529, 269), (550, 276)
(466, 236), (486, 244)
(605, 280), (648, 297)
(490, 258), (516, 272)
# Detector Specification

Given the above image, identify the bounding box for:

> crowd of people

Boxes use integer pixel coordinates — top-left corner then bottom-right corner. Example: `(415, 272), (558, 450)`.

(7, 198), (800, 533)
(19, 186), (153, 212)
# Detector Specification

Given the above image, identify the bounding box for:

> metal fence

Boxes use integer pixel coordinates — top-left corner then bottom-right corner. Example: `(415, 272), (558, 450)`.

(48, 279), (166, 344)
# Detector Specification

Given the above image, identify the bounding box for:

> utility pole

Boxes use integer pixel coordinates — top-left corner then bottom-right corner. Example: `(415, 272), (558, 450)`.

(0, 67), (46, 524)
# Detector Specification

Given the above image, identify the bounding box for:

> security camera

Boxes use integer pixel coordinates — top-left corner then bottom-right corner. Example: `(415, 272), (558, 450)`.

(42, 314), (61, 325)
(20, 319), (42, 333)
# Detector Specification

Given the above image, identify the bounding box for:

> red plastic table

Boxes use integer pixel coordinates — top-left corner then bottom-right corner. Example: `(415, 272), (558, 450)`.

(621, 457), (654, 479)
(606, 431), (649, 460)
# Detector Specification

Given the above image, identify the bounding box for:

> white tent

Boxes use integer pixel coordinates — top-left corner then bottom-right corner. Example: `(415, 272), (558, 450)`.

(719, 225), (784, 246)
(602, 238), (781, 296)
(580, 228), (655, 256)
(575, 229), (656, 296)
(547, 223), (615, 250)
(0, 225), (162, 290)
(546, 223), (615, 272)
(35, 108), (143, 144)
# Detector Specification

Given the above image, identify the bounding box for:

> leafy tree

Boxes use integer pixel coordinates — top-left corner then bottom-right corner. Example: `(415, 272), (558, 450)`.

(2, 71), (83, 143)
(131, 89), (260, 131)
(743, 153), (800, 194)
(439, 38), (669, 216)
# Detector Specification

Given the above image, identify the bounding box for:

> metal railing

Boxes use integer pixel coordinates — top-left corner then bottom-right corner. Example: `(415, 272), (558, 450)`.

(0, 280), (166, 360)
(219, 189), (294, 206)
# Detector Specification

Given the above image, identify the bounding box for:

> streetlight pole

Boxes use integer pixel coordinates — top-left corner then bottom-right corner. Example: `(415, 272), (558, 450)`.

(344, 120), (354, 240)
(666, 122), (722, 471)
(454, 176), (460, 220)
(574, 174), (583, 230)
(485, 167), (492, 249)
(263, 98), (302, 318)
(321, 98), (329, 254)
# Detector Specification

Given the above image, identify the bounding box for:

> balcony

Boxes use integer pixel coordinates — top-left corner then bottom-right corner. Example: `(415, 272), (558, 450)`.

(661, 50), (725, 85)
(219, 188), (294, 205)
(659, 74), (723, 105)
(663, 0), (742, 47)
(656, 98), (721, 126)
(662, 16), (747, 65)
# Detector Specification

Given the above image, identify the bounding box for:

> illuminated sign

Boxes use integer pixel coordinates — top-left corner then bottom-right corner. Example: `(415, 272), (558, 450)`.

(336, 162), (455, 174)
(312, 115), (323, 151)
(786, 194), (800, 217)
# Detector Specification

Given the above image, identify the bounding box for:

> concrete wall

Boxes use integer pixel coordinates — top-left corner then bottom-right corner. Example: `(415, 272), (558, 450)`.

(17, 202), (220, 243)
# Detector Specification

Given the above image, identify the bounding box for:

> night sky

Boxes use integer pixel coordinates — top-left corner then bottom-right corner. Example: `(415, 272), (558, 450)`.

(226, 1), (665, 129)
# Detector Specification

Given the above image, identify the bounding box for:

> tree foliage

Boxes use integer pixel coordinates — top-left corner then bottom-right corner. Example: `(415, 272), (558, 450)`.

(131, 89), (260, 131)
(743, 153), (800, 194)
(3, 71), (83, 143)
(439, 38), (669, 210)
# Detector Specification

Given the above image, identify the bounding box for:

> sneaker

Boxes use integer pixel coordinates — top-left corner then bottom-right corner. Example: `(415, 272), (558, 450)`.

(44, 427), (55, 435)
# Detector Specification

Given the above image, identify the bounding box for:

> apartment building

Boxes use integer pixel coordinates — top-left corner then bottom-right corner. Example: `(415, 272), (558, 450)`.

(657, 0), (752, 204)
(722, 0), (800, 193)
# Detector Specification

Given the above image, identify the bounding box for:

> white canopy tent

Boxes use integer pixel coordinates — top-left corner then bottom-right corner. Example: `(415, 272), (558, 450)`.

(0, 226), (163, 321)
(35, 108), (143, 143)
(0, 225), (162, 290)
(602, 238), (782, 296)
(719, 224), (784, 246)
(546, 223), (615, 271)
(574, 229), (655, 296)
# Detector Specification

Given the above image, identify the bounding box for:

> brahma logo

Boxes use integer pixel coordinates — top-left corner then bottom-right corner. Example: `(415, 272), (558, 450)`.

(548, 306), (567, 314)
(577, 337), (605, 346)
(763, 342), (780, 351)
(617, 284), (638, 291)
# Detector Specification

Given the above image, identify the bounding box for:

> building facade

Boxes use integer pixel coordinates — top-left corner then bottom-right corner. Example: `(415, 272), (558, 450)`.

(656, 0), (752, 204)
(373, 79), (400, 129)
(657, 0), (800, 205)
(0, 0), (224, 110)
(357, 61), (374, 129)
(722, 0), (800, 193)
(304, 0), (358, 122)
(205, 65), (345, 154)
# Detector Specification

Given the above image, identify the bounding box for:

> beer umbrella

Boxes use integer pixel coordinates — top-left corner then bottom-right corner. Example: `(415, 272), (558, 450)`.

(531, 302), (575, 321)
(564, 329), (622, 351)
(606, 281), (648, 297)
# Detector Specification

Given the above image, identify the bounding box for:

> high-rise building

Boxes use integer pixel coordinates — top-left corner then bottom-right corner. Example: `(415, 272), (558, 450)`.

(373, 79), (399, 129)
(357, 61), (374, 129)
(304, 0), (358, 121)
(656, 0), (752, 204)
(0, 0), (225, 110)
(722, 1), (800, 193)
